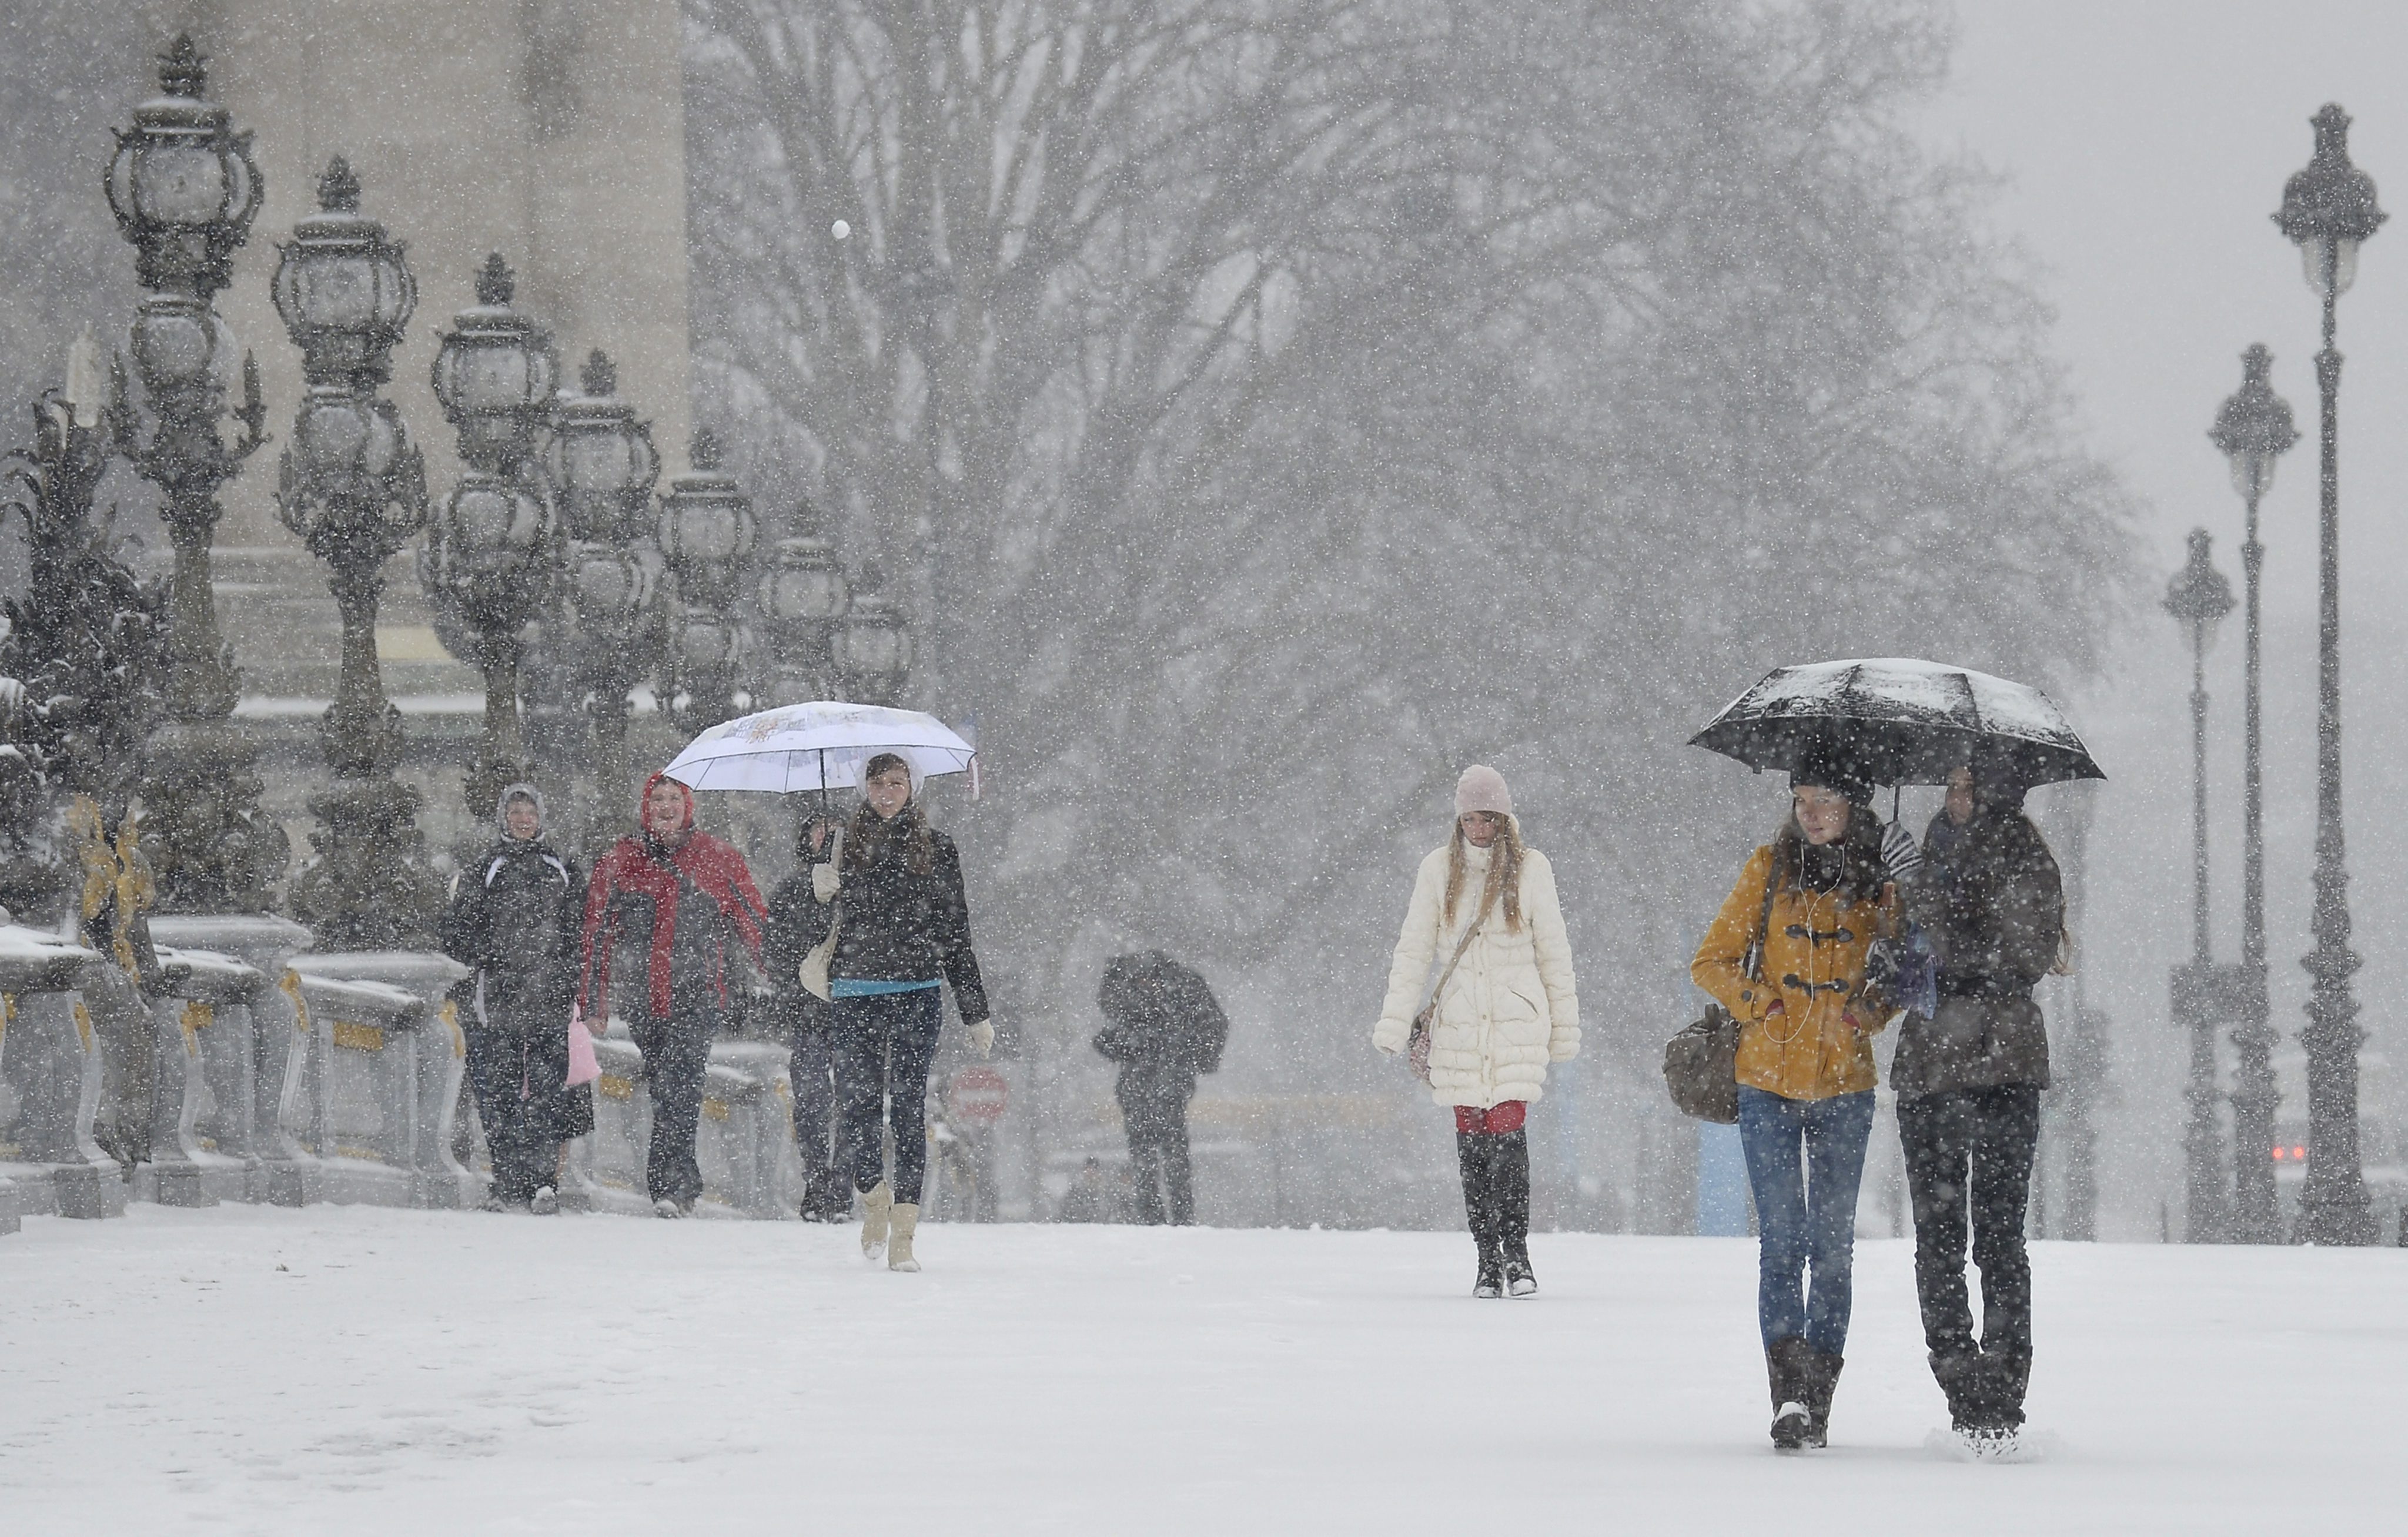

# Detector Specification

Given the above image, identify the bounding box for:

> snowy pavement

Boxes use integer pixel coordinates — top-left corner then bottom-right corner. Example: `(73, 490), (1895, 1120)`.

(0, 1208), (2396, 1535)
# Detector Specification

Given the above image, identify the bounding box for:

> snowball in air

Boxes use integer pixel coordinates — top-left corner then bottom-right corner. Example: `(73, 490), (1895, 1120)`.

(832, 220), (851, 241)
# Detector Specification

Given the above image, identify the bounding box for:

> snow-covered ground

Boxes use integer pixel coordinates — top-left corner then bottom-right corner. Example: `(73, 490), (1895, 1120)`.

(0, 1208), (2394, 1534)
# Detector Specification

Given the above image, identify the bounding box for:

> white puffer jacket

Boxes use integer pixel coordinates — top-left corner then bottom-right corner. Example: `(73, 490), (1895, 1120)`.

(1373, 831), (1580, 1109)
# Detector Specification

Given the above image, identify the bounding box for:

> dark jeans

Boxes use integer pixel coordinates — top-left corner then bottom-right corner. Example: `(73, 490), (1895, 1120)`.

(831, 988), (943, 1203)
(630, 1013), (715, 1206)
(1737, 1086), (1877, 1357)
(789, 1021), (837, 1178)
(464, 1022), (569, 1203)
(1898, 1086), (2042, 1365)
(1119, 1081), (1196, 1225)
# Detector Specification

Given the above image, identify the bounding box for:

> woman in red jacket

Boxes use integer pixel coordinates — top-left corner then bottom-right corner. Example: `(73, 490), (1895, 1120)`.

(578, 772), (767, 1216)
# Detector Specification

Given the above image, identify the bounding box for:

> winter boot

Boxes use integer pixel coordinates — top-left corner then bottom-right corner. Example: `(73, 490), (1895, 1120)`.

(1766, 1336), (1813, 1452)
(653, 1197), (685, 1219)
(888, 1202), (921, 1273)
(1800, 1348), (1844, 1449)
(1456, 1131), (1501, 1298)
(859, 1181), (892, 1258)
(1966, 1350), (2032, 1445)
(799, 1167), (840, 1223)
(1494, 1131), (1536, 1297)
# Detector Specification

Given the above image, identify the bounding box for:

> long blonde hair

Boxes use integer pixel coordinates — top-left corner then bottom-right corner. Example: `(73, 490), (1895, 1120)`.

(1443, 814), (1524, 932)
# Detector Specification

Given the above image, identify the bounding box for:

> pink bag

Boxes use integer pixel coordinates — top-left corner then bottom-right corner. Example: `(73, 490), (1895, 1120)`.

(564, 1006), (602, 1089)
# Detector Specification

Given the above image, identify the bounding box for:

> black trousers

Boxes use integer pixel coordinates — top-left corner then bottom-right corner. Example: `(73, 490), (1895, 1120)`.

(1120, 1086), (1196, 1225)
(1898, 1086), (2042, 1367)
(631, 1013), (715, 1206)
(831, 989), (944, 1203)
(463, 1022), (570, 1203)
(1455, 1129), (1531, 1260)
(788, 1022), (837, 1178)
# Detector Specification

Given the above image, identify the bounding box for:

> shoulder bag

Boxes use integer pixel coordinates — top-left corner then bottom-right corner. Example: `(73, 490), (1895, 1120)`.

(1407, 899), (1491, 1086)
(1663, 858), (1778, 1124)
(797, 827), (845, 1002)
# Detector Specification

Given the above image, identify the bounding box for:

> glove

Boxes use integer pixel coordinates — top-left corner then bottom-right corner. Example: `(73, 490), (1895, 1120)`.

(969, 1020), (995, 1057)
(811, 863), (841, 902)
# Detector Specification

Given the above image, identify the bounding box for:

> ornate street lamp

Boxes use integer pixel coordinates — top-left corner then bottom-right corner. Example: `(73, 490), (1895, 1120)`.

(2272, 104), (2384, 1245)
(2208, 343), (2300, 1244)
(546, 350), (663, 834)
(832, 566), (914, 707)
(423, 254), (558, 813)
(2164, 528), (2235, 1244)
(758, 501), (850, 706)
(106, 36), (284, 913)
(271, 158), (443, 949)
(657, 431), (757, 733)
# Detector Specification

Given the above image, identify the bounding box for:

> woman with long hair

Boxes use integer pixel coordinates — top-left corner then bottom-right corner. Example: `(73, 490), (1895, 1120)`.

(807, 753), (992, 1271)
(1374, 765), (1579, 1298)
(1896, 747), (2063, 1447)
(1691, 745), (1899, 1451)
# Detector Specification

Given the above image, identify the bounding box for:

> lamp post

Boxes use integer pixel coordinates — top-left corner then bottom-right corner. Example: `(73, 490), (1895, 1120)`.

(657, 431), (758, 734)
(423, 253), (558, 814)
(2208, 343), (2300, 1243)
(832, 564), (914, 708)
(2164, 528), (2235, 1244)
(2272, 103), (2384, 1245)
(270, 158), (443, 948)
(105, 36), (285, 912)
(758, 503), (851, 706)
(544, 350), (663, 836)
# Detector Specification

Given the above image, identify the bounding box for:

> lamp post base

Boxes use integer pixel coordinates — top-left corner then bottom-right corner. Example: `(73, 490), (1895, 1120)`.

(287, 775), (444, 951)
(143, 718), (289, 915)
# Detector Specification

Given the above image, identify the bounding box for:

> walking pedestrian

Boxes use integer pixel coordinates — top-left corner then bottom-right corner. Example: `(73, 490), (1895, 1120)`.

(765, 812), (850, 1222)
(442, 783), (584, 1214)
(1896, 749), (2063, 1446)
(1374, 765), (1579, 1299)
(577, 772), (767, 1218)
(806, 753), (994, 1271)
(1093, 952), (1229, 1225)
(1690, 745), (1901, 1451)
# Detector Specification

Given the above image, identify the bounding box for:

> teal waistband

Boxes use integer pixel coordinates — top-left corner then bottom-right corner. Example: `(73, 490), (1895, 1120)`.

(830, 977), (942, 998)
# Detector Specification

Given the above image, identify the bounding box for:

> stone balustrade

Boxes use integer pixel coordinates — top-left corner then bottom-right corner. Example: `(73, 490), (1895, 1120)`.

(2, 923), (812, 1230)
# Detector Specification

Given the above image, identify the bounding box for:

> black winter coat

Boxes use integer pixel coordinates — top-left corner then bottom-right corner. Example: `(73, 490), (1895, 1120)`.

(812, 817), (989, 1023)
(442, 837), (583, 1031)
(763, 870), (831, 1035)
(1093, 953), (1228, 1075)
(1894, 809), (2063, 1098)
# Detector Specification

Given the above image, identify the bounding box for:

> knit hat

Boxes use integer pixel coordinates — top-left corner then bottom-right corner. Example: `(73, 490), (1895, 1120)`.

(1455, 765), (1514, 818)
(1789, 741), (1875, 808)
(494, 781), (544, 832)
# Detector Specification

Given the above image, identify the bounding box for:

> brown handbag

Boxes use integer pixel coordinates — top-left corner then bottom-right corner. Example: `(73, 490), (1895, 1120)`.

(1664, 859), (1778, 1124)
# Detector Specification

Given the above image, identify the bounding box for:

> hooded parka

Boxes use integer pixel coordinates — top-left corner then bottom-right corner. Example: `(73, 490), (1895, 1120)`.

(1374, 819), (1580, 1110)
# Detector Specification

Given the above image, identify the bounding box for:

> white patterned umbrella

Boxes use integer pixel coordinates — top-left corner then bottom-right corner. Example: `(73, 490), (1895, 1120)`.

(661, 702), (977, 795)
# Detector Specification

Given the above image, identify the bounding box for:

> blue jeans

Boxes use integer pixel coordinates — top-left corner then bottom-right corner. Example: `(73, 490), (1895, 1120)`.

(1737, 1086), (1877, 1356)
(830, 988), (944, 1203)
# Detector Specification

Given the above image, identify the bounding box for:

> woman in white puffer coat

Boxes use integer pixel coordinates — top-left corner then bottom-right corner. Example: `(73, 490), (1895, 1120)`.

(1374, 765), (1579, 1297)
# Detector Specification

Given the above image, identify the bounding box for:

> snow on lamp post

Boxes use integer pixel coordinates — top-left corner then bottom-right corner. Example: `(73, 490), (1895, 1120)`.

(2207, 343), (2300, 1245)
(423, 254), (558, 814)
(105, 35), (285, 914)
(656, 431), (757, 734)
(270, 158), (444, 948)
(544, 350), (663, 836)
(2272, 104), (2384, 1246)
(2163, 528), (2235, 1245)
(758, 501), (850, 706)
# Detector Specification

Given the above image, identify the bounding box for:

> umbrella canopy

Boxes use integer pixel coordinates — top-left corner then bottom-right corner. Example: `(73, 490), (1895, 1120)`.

(1690, 657), (2103, 788)
(661, 702), (976, 795)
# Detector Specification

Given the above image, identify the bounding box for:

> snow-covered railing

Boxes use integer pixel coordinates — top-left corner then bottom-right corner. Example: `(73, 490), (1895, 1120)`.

(0, 924), (109, 1228)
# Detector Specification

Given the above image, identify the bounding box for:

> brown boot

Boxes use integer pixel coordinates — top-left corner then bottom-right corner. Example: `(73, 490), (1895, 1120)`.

(888, 1202), (921, 1272)
(1766, 1336), (1812, 1451)
(1801, 1348), (1844, 1448)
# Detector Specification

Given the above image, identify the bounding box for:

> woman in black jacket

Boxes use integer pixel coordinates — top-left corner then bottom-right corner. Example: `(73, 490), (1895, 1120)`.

(807, 753), (993, 1271)
(1898, 746), (2064, 1446)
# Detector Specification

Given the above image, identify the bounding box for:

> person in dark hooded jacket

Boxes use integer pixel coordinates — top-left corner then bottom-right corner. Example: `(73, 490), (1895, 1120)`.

(1898, 745), (2064, 1444)
(764, 812), (848, 1222)
(578, 772), (767, 1216)
(442, 783), (584, 1212)
(1093, 952), (1228, 1225)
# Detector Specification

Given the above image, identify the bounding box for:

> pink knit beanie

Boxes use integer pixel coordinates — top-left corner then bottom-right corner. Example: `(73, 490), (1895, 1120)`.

(1455, 764), (1513, 818)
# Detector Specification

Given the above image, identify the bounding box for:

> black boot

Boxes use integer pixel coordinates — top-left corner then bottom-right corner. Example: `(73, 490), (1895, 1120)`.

(1456, 1131), (1502, 1298)
(1767, 1336), (1812, 1451)
(1969, 1351), (2031, 1437)
(1930, 1352), (1985, 1432)
(1493, 1130), (1536, 1297)
(1800, 1348), (1844, 1449)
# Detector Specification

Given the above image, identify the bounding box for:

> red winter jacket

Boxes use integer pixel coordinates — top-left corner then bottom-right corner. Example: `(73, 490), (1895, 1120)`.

(578, 774), (766, 1020)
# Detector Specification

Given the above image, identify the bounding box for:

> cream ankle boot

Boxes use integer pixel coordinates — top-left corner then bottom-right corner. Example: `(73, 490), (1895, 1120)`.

(859, 1181), (892, 1258)
(887, 1203), (921, 1272)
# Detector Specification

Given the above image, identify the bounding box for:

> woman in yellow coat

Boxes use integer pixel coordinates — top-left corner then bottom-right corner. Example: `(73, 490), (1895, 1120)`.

(1692, 746), (1901, 1452)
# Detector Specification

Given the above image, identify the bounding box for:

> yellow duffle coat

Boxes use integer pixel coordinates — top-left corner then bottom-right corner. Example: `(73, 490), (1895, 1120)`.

(1690, 844), (1894, 1102)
